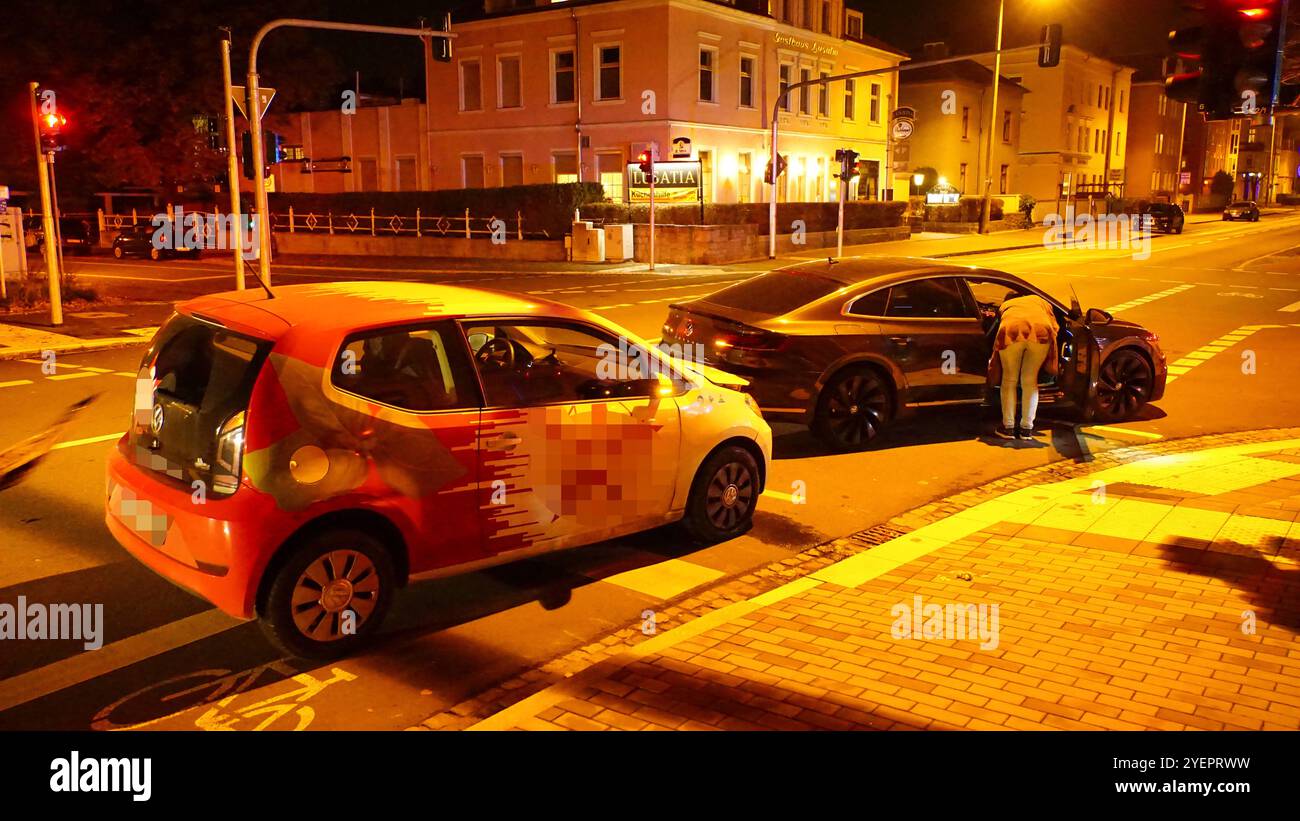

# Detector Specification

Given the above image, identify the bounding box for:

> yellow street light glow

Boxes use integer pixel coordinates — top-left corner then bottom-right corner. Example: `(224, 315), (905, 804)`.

(913, 173), (924, 185)
(938, 176), (948, 187)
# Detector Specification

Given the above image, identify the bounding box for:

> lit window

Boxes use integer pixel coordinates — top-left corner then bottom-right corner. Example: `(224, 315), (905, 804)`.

(740, 56), (755, 108)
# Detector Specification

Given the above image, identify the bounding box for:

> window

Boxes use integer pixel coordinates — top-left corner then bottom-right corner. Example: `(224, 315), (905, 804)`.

(552, 49), (575, 104)
(395, 156), (417, 191)
(846, 11), (863, 40)
(462, 155), (485, 188)
(847, 288), (888, 317)
(699, 47), (717, 102)
(1119, 89), (1125, 112)
(959, 163), (968, 191)
(1115, 132), (1122, 157)
(779, 64), (793, 112)
(498, 55), (522, 109)
(358, 157), (378, 190)
(597, 45), (621, 100)
(738, 152), (752, 203)
(333, 323), (477, 412)
(501, 153), (524, 187)
(1002, 110), (1012, 142)
(799, 68), (812, 114)
(553, 151), (578, 183)
(1097, 85), (1103, 108)
(597, 152), (623, 201)
(883, 278), (971, 319)
(961, 106), (970, 139)
(822, 0), (832, 34)
(700, 150), (714, 202)
(999, 164), (1009, 194)
(964, 278), (1031, 317)
(739, 56), (755, 108)
(818, 72), (829, 116)
(1158, 95), (1166, 115)
(1155, 133), (1164, 154)
(869, 82), (881, 123)
(844, 78), (855, 119)
(462, 321), (660, 407)
(459, 59), (482, 112)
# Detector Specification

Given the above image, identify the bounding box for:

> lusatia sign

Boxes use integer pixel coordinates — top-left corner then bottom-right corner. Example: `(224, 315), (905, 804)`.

(627, 160), (702, 204)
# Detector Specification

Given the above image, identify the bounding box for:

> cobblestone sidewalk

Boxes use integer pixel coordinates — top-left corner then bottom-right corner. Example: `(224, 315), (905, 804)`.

(418, 428), (1300, 731)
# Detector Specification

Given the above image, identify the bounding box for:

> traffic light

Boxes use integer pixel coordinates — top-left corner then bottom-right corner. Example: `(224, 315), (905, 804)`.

(834, 149), (860, 180)
(763, 154), (787, 184)
(637, 147), (656, 175)
(38, 111), (66, 154)
(1166, 0), (1287, 119)
(242, 130), (282, 178)
(1037, 24), (1063, 68)
(433, 12), (453, 63)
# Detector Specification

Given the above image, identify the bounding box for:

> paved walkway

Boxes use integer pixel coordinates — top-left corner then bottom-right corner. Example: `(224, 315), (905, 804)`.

(419, 429), (1300, 730)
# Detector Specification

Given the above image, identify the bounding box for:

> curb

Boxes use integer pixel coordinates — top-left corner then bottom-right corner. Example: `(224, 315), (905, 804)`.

(413, 425), (1300, 730)
(0, 335), (153, 361)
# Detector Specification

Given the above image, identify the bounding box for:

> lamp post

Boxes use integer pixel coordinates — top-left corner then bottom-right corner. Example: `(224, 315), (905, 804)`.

(979, 0), (1006, 234)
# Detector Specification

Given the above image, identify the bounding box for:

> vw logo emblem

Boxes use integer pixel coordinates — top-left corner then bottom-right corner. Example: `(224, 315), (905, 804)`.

(683, 319), (695, 338)
(150, 403), (165, 435)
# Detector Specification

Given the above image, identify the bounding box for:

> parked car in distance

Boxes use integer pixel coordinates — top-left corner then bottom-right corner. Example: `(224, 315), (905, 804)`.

(660, 257), (1167, 452)
(27, 218), (94, 255)
(1140, 202), (1185, 234)
(111, 222), (202, 260)
(1222, 201), (1260, 221)
(106, 282), (771, 658)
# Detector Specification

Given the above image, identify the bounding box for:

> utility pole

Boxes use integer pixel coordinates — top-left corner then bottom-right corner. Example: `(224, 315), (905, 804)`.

(220, 28), (246, 290)
(28, 82), (62, 326)
(979, 0), (1005, 234)
(648, 143), (656, 272)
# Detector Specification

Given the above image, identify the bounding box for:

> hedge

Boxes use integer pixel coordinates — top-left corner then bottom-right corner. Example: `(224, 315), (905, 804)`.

(268, 183), (605, 238)
(579, 201), (906, 234)
(923, 196), (1004, 223)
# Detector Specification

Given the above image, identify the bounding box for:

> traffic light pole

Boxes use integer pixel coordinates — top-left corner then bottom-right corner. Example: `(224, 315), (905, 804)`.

(246, 18), (457, 286)
(220, 29), (245, 291)
(28, 82), (62, 326)
(979, 0), (1005, 235)
(648, 147), (656, 272)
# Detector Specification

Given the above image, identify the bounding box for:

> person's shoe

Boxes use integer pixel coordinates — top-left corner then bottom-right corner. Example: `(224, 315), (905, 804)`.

(1018, 423), (1044, 439)
(994, 424), (1017, 440)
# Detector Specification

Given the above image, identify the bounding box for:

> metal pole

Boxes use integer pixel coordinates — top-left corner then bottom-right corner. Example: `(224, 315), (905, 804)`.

(648, 144), (656, 272)
(28, 82), (62, 325)
(980, 0), (1005, 234)
(837, 162), (846, 258)
(221, 29), (246, 290)
(49, 157), (65, 277)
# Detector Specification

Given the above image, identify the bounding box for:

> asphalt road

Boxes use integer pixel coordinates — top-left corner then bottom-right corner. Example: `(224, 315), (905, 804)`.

(2, 215), (1299, 730)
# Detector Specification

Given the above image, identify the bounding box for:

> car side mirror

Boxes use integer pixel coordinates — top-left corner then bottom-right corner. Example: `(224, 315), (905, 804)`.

(1085, 307), (1113, 325)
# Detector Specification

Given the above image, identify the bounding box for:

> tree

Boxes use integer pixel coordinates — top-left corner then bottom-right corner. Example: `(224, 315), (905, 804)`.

(1210, 170), (1234, 198)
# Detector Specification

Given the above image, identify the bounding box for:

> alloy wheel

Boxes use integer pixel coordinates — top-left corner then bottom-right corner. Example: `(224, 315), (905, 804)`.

(1095, 351), (1152, 420)
(823, 372), (890, 448)
(704, 460), (755, 531)
(290, 549), (380, 642)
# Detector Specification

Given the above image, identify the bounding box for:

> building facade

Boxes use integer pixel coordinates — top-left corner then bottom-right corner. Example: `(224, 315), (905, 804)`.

(1124, 78), (1187, 201)
(270, 98), (431, 194)
(978, 45), (1133, 219)
(897, 60), (1025, 199)
(398, 0), (909, 204)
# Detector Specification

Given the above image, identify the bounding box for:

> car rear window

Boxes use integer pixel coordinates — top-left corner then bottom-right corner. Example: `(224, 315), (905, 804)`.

(702, 270), (843, 316)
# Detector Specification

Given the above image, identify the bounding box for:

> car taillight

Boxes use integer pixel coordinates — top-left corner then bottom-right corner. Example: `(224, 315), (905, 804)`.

(212, 411), (245, 496)
(713, 329), (786, 352)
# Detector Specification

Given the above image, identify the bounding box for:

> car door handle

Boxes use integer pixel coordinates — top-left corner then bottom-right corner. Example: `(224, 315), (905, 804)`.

(484, 431), (521, 451)
(889, 336), (912, 346)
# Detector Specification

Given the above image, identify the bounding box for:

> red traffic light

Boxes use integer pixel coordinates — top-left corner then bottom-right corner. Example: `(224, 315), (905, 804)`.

(40, 112), (66, 131)
(637, 150), (654, 174)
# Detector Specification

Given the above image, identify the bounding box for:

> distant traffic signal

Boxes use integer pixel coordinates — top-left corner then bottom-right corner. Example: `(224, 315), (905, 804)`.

(241, 130), (282, 179)
(38, 111), (66, 153)
(637, 147), (655, 175)
(834, 149), (860, 180)
(1037, 24), (1063, 68)
(1166, 0), (1287, 119)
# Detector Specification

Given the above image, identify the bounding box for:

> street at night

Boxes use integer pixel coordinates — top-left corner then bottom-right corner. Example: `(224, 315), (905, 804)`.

(1, 0), (1299, 808)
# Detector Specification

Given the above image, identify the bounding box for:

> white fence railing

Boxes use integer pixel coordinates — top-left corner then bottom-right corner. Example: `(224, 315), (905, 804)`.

(271, 208), (538, 240)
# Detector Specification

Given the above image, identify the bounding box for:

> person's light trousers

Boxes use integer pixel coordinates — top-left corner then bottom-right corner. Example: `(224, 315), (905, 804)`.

(999, 338), (1051, 428)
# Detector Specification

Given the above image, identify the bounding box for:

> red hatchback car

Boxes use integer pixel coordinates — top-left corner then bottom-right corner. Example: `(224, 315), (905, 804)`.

(105, 282), (771, 658)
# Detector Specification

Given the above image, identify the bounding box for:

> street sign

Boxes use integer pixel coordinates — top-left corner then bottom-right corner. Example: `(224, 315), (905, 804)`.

(1180, 171), (1191, 185)
(891, 119), (914, 141)
(231, 86), (277, 120)
(627, 160), (701, 203)
(671, 136), (692, 158)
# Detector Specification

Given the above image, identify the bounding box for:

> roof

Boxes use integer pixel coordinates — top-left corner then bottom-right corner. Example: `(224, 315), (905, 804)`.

(778, 255), (979, 286)
(900, 60), (1028, 92)
(178, 281), (582, 339)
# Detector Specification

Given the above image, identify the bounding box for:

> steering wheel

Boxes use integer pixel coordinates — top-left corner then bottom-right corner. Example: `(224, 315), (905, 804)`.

(475, 337), (516, 371)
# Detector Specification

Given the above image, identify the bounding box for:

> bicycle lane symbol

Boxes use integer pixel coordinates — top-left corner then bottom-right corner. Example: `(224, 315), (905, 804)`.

(91, 660), (358, 731)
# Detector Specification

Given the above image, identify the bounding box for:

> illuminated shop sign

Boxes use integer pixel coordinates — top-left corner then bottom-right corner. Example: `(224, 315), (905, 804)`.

(627, 160), (702, 203)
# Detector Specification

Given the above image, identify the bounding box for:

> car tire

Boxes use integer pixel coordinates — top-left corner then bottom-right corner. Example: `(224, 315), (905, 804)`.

(1253, 214), (1260, 222)
(259, 528), (397, 660)
(112, 246), (124, 259)
(1174, 223), (1184, 234)
(1091, 349), (1154, 423)
(682, 445), (760, 544)
(812, 366), (893, 452)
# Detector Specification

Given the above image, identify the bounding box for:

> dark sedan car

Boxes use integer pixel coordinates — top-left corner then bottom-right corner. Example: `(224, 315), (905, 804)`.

(1223, 201), (1260, 221)
(660, 257), (1168, 451)
(1140, 202), (1185, 234)
(111, 223), (202, 260)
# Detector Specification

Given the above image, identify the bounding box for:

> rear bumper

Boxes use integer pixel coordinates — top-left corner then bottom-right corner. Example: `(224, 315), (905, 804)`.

(105, 444), (278, 619)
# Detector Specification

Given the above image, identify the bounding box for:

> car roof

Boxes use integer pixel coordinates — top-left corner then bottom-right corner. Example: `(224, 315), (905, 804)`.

(776, 255), (988, 287)
(177, 281), (588, 340)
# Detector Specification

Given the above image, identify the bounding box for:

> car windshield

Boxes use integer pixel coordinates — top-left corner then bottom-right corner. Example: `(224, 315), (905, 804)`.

(1229, 202), (1252, 208)
(702, 269), (844, 316)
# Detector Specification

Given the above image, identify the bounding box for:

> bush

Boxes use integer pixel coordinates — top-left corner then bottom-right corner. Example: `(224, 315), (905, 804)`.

(579, 201), (906, 234)
(0, 274), (97, 311)
(925, 196), (1003, 223)
(269, 183), (605, 239)
(1278, 193), (1300, 205)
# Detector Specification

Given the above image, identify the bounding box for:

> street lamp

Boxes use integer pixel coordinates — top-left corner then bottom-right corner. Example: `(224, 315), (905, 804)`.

(913, 173), (924, 186)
